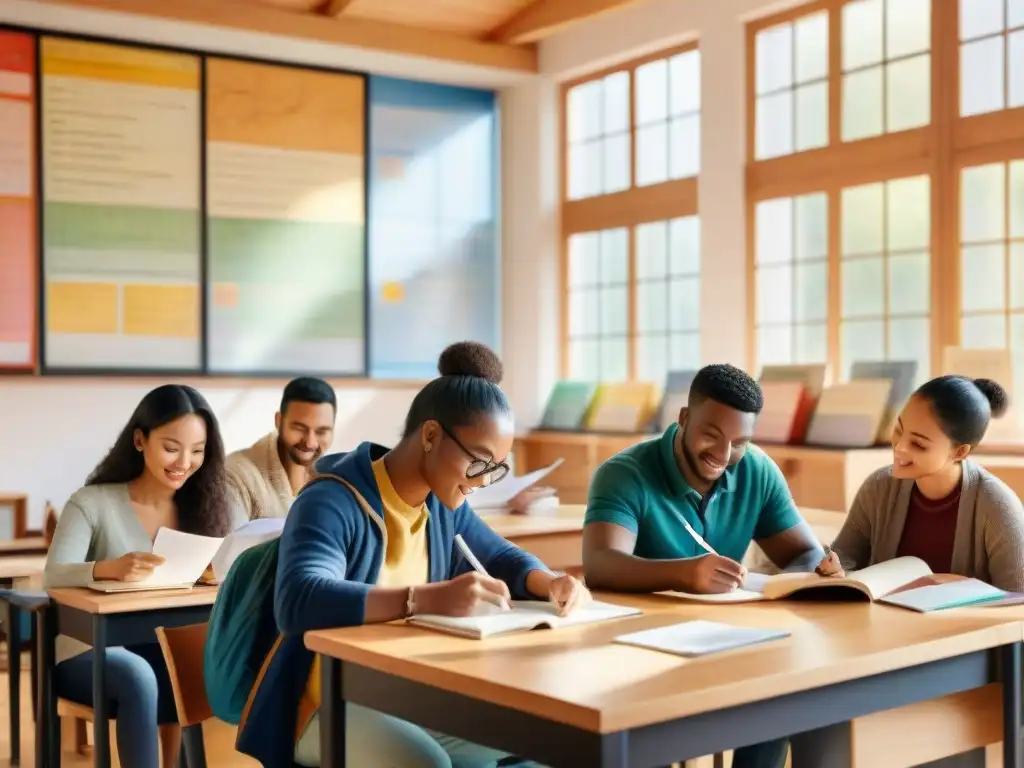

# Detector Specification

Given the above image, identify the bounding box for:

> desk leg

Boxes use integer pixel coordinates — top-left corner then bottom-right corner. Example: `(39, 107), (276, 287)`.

(320, 655), (346, 767)
(36, 606), (57, 768)
(8, 602), (22, 764)
(1004, 642), (1022, 768)
(92, 615), (111, 768)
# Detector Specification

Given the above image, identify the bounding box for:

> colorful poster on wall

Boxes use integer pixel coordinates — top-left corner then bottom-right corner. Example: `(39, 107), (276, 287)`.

(0, 31), (37, 369)
(205, 58), (365, 374)
(40, 38), (202, 371)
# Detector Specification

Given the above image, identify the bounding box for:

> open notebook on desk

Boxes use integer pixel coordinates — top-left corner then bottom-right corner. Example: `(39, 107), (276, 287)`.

(88, 528), (224, 593)
(408, 600), (642, 639)
(668, 557), (1006, 612)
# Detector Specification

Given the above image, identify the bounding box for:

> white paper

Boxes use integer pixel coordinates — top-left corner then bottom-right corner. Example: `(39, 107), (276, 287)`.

(210, 517), (286, 581)
(468, 460), (564, 510)
(147, 528), (225, 586)
(615, 620), (790, 657)
(879, 579), (1005, 613)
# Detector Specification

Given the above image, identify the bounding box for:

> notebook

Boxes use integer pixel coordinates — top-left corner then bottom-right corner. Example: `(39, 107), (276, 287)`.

(877, 578), (1006, 612)
(614, 620), (790, 657)
(668, 557), (1005, 610)
(88, 528), (225, 593)
(408, 600), (642, 639)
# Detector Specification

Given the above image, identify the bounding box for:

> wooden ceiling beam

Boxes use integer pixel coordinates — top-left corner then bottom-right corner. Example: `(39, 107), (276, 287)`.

(39, 0), (537, 72)
(486, 0), (643, 45)
(315, 0), (356, 16)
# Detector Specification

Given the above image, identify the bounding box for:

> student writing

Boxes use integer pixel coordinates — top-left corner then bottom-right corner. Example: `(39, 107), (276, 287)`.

(44, 385), (237, 768)
(235, 342), (590, 768)
(817, 376), (1024, 591)
(582, 364), (824, 768)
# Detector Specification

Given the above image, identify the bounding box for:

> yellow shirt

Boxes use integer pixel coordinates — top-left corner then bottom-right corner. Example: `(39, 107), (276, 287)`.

(303, 457), (430, 716)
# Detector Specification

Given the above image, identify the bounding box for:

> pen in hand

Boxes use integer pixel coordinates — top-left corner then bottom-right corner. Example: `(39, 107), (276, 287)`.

(454, 534), (510, 611)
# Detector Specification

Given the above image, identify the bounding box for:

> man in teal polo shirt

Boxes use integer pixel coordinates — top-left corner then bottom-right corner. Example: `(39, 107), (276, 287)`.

(583, 363), (822, 768)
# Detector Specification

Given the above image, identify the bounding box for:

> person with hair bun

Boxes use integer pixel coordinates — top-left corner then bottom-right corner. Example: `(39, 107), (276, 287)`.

(238, 341), (589, 768)
(817, 376), (1024, 591)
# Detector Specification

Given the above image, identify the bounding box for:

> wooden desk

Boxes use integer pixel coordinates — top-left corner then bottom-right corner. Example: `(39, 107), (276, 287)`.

(0, 555), (45, 588)
(0, 536), (48, 556)
(41, 587), (219, 768)
(305, 595), (1024, 768)
(485, 506), (586, 574)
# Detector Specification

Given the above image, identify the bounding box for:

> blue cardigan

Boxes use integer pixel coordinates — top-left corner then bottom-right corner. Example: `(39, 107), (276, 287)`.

(236, 442), (548, 766)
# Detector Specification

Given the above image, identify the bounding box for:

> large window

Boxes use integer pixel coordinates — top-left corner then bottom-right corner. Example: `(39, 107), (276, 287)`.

(561, 44), (701, 383)
(748, 0), (1024, 400)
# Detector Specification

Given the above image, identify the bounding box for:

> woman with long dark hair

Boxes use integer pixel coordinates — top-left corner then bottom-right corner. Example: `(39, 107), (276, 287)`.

(44, 384), (234, 768)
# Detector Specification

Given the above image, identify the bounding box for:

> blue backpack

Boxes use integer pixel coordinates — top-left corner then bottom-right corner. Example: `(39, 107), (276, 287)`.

(203, 537), (281, 725)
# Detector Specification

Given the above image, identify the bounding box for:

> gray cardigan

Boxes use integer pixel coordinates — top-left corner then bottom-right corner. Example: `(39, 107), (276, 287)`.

(832, 460), (1024, 592)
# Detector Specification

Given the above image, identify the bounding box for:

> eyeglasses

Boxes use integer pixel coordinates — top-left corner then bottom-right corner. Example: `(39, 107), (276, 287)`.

(439, 424), (510, 484)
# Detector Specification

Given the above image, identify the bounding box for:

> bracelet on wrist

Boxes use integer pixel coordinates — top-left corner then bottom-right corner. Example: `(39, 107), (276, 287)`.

(405, 586), (417, 617)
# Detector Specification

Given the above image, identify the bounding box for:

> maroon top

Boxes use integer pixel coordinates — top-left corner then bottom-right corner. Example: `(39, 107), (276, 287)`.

(895, 481), (962, 574)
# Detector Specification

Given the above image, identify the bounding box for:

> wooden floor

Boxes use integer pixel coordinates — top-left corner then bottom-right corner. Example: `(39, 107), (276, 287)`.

(0, 666), (258, 767)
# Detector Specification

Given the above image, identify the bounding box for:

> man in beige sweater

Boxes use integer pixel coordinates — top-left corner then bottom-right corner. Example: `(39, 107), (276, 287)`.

(226, 377), (337, 520)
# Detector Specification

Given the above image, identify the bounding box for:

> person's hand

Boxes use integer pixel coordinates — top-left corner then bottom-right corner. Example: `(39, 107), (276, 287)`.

(680, 554), (747, 594)
(93, 552), (166, 582)
(815, 548), (845, 578)
(507, 486), (556, 515)
(547, 573), (591, 616)
(417, 572), (511, 617)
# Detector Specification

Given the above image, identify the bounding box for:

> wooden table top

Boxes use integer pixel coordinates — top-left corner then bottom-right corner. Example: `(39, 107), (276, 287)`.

(304, 592), (1022, 734)
(0, 536), (47, 555)
(0, 555), (46, 581)
(484, 506), (586, 537)
(47, 585), (219, 615)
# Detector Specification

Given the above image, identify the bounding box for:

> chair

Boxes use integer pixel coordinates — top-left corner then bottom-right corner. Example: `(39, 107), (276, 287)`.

(155, 622), (212, 768)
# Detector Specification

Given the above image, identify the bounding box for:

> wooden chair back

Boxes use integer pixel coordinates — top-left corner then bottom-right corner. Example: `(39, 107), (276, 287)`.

(43, 502), (57, 545)
(155, 623), (212, 727)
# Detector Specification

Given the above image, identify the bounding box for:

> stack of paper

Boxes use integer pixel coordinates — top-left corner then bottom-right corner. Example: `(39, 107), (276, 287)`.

(89, 528), (225, 593)
(615, 620), (790, 657)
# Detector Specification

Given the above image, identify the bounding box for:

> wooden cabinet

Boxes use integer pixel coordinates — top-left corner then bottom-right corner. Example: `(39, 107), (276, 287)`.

(755, 445), (891, 511)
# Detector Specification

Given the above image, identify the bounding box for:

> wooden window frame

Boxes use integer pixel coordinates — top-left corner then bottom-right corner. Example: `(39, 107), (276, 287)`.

(559, 41), (700, 381)
(746, 0), (1024, 380)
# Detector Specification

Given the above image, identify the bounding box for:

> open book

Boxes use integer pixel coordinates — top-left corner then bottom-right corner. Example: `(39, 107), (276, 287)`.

(669, 557), (1006, 611)
(88, 529), (224, 593)
(408, 599), (642, 639)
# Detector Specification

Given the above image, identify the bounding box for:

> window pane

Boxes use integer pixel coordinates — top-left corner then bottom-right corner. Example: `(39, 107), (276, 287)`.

(600, 337), (629, 381)
(568, 233), (600, 287)
(1011, 0), (1024, 29)
(669, 114), (700, 178)
(1013, 315), (1024, 408)
(636, 122), (669, 187)
(888, 252), (930, 314)
(567, 81), (602, 142)
(842, 319), (886, 376)
(669, 277), (700, 332)
(961, 244), (1006, 311)
(960, 37), (1005, 117)
(843, 0), (884, 70)
(886, 0), (931, 59)
(887, 54), (931, 132)
(842, 256), (885, 317)
(568, 141), (602, 200)
(795, 11), (828, 83)
(842, 182), (884, 255)
(600, 228), (629, 282)
(961, 314), (1006, 348)
(1012, 161), (1024, 238)
(960, 0), (1004, 40)
(669, 50), (700, 115)
(758, 326), (794, 365)
(603, 133), (630, 193)
(636, 222), (667, 279)
(961, 163), (1006, 242)
(670, 216), (701, 274)
(795, 262), (828, 322)
(795, 322), (828, 363)
(670, 331), (701, 369)
(795, 192), (828, 261)
(842, 67), (884, 141)
(600, 286), (628, 335)
(756, 91), (794, 159)
(757, 265), (794, 324)
(887, 175), (930, 250)
(888, 317), (930, 379)
(636, 58), (669, 125)
(569, 289), (600, 335)
(569, 339), (600, 380)
(756, 198), (794, 265)
(1011, 243), (1024, 309)
(637, 334), (669, 384)
(603, 72), (630, 135)
(795, 81), (828, 151)
(756, 23), (794, 94)
(1010, 31), (1024, 109)
(637, 282), (668, 333)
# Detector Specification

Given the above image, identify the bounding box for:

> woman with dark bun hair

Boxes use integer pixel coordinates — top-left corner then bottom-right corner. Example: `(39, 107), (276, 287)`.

(817, 376), (1024, 591)
(237, 342), (590, 768)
